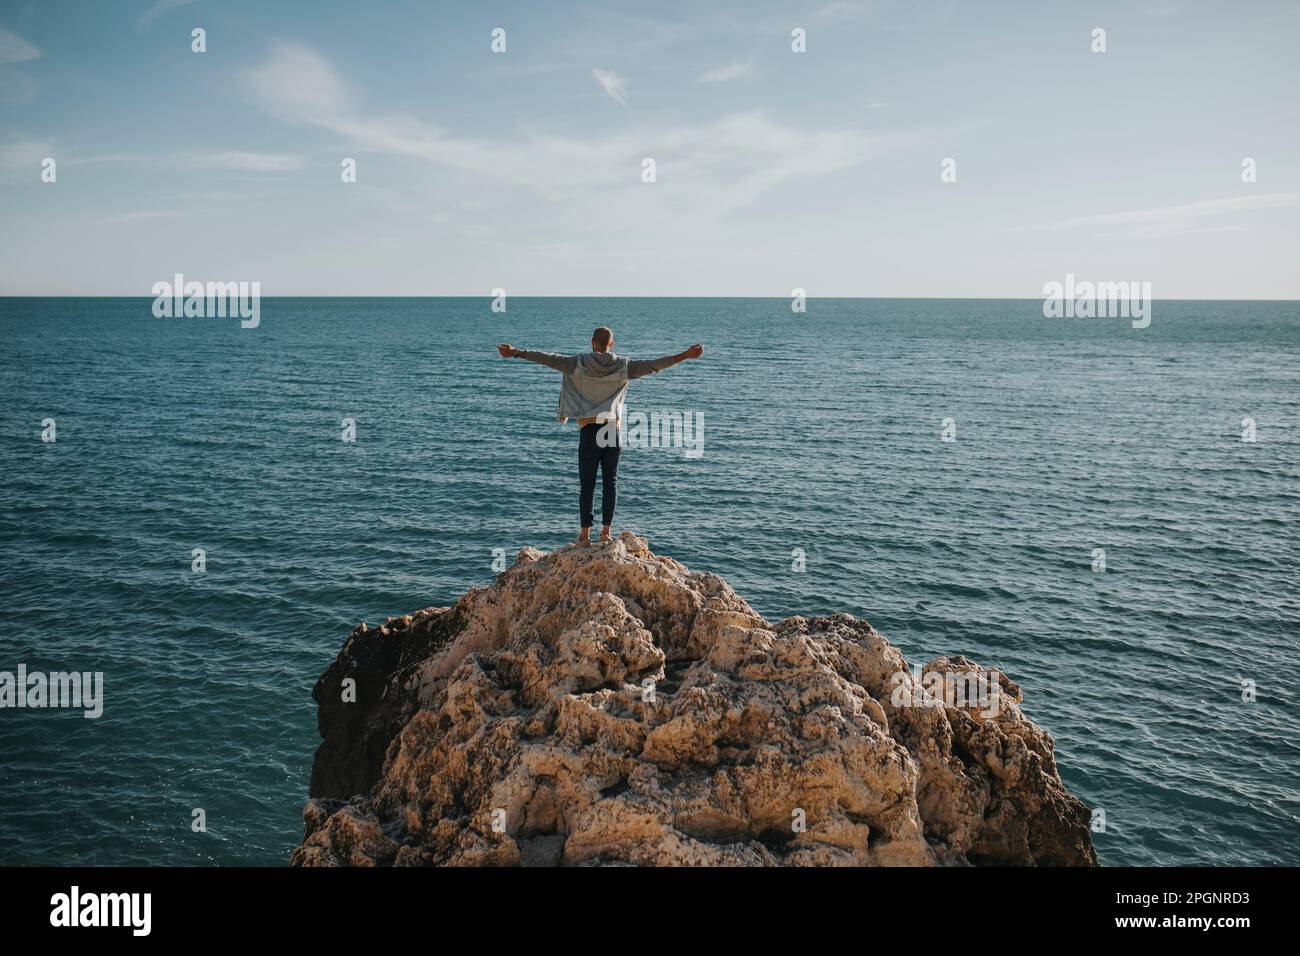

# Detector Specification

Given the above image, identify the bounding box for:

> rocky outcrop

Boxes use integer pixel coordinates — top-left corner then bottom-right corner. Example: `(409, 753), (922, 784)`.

(291, 533), (1097, 867)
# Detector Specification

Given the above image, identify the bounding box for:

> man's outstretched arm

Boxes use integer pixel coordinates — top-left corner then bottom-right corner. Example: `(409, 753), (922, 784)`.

(627, 343), (703, 380)
(497, 344), (578, 373)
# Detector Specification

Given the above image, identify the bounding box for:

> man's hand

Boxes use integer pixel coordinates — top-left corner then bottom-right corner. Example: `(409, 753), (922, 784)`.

(497, 343), (517, 358)
(684, 343), (704, 360)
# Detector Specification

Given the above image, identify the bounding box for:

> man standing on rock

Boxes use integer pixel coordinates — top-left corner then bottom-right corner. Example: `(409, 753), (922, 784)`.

(497, 327), (703, 545)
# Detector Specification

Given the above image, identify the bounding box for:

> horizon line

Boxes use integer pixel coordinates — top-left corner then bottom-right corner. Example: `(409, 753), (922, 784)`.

(2, 294), (1298, 302)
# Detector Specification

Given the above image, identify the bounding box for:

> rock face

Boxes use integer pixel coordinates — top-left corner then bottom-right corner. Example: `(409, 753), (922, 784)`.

(291, 533), (1097, 867)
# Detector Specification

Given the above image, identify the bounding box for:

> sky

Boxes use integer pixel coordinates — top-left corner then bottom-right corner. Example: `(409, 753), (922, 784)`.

(1, 0), (1298, 297)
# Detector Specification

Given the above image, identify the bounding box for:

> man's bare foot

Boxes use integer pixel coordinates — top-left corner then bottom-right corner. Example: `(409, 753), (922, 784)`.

(598, 525), (613, 544)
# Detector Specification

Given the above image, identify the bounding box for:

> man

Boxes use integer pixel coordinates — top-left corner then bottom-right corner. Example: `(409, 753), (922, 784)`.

(497, 327), (703, 545)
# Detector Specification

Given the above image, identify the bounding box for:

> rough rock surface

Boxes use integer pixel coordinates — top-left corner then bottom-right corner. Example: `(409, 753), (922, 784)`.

(291, 533), (1097, 867)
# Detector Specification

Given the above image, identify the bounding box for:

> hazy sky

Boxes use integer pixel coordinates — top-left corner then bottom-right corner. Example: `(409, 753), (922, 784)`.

(1, 0), (1298, 296)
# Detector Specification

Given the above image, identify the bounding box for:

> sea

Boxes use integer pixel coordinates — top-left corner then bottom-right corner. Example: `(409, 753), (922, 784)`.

(1, 296), (1297, 866)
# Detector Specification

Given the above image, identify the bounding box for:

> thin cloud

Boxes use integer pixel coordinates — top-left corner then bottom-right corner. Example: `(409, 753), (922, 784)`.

(592, 67), (628, 106)
(241, 41), (353, 118)
(0, 28), (39, 62)
(0, 28), (39, 104)
(1049, 193), (1300, 230)
(699, 60), (755, 83)
(806, 1), (957, 31)
(208, 150), (301, 172)
(1135, 225), (1250, 239)
(137, 0), (198, 32)
(237, 43), (936, 224)
(61, 149), (301, 172)
(814, 2), (868, 23)
(100, 209), (181, 224)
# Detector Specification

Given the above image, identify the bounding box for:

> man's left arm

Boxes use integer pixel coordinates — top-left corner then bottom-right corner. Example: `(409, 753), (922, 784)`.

(627, 343), (704, 380)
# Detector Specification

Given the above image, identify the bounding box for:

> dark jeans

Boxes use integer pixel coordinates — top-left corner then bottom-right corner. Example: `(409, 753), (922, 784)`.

(578, 423), (621, 528)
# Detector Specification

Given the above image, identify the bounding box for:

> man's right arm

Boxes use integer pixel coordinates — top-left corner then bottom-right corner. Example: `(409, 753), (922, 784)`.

(497, 344), (578, 373)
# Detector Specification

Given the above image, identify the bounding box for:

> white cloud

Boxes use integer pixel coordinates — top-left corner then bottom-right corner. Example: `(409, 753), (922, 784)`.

(814, 2), (868, 24)
(206, 150), (302, 172)
(0, 28), (39, 103)
(102, 209), (181, 224)
(0, 28), (39, 63)
(137, 0), (198, 32)
(1050, 193), (1300, 230)
(592, 67), (628, 106)
(699, 60), (755, 83)
(235, 43), (932, 236)
(61, 149), (301, 172)
(240, 42), (353, 118)
(808, 1), (955, 32)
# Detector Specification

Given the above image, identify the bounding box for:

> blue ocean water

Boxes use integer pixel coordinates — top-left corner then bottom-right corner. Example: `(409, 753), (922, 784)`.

(0, 296), (1297, 866)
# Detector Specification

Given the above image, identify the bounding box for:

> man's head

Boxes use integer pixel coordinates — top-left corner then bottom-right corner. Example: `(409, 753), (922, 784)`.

(592, 326), (614, 352)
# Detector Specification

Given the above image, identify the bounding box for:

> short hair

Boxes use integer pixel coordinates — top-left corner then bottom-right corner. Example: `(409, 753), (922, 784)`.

(592, 326), (613, 349)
